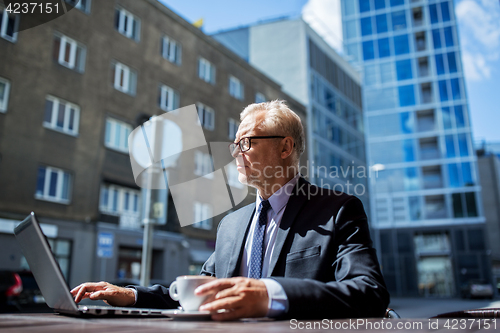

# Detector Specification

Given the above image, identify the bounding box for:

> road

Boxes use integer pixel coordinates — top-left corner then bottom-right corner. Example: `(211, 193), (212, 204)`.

(389, 297), (500, 318)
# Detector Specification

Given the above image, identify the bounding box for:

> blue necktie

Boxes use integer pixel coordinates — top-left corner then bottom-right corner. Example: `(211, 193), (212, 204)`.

(249, 200), (271, 279)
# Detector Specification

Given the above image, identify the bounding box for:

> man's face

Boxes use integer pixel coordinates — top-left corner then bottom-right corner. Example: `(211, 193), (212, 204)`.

(233, 112), (282, 189)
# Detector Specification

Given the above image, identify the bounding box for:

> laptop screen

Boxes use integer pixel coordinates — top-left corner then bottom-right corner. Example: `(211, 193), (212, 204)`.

(14, 213), (79, 312)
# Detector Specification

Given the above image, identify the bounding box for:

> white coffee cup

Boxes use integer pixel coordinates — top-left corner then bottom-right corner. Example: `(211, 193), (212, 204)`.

(169, 275), (215, 312)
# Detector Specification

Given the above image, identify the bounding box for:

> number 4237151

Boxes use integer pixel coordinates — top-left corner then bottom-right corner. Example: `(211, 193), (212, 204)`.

(6, 2), (60, 14)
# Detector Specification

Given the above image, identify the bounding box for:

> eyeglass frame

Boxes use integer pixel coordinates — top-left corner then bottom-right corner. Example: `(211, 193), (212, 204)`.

(229, 136), (286, 156)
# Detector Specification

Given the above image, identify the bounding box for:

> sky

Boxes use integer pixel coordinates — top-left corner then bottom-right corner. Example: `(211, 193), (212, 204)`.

(159, 0), (500, 144)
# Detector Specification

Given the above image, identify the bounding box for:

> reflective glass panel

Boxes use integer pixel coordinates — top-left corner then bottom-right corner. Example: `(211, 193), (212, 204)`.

(396, 59), (413, 80)
(359, 0), (370, 12)
(429, 4), (439, 24)
(458, 133), (469, 157)
(342, 0), (355, 15)
(401, 112), (413, 134)
(380, 62), (395, 83)
(405, 167), (419, 190)
(447, 52), (457, 73)
(374, 0), (386, 9)
(409, 196), (421, 220)
(454, 105), (465, 128)
(361, 17), (373, 36)
(444, 27), (453, 47)
(441, 107), (452, 129)
(450, 78), (461, 100)
(432, 29), (441, 49)
(378, 38), (391, 57)
(392, 11), (407, 31)
(403, 139), (415, 161)
(376, 14), (388, 33)
(465, 192), (478, 217)
(445, 135), (456, 157)
(390, 0), (404, 6)
(435, 54), (445, 75)
(438, 80), (448, 101)
(440, 1), (451, 22)
(452, 193), (464, 218)
(462, 162), (473, 186)
(345, 20), (358, 39)
(399, 84), (416, 106)
(394, 34), (410, 55)
(363, 40), (375, 60)
(448, 163), (459, 187)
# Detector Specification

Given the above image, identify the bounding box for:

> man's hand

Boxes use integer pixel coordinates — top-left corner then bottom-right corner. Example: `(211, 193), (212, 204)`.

(195, 277), (268, 321)
(70, 281), (136, 307)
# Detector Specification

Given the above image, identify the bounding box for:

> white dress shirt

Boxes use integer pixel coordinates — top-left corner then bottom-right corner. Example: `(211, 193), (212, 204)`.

(240, 173), (300, 317)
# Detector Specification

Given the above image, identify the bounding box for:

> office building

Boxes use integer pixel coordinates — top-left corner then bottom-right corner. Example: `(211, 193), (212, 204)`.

(340, 0), (489, 296)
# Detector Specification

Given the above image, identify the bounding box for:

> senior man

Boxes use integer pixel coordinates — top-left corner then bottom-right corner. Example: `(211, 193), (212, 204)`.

(72, 100), (389, 320)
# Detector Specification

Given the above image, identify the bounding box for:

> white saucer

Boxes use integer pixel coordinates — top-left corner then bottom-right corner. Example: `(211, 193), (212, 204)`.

(162, 309), (212, 320)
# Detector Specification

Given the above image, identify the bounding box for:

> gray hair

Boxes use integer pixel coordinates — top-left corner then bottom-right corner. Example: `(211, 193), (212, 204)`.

(240, 100), (305, 165)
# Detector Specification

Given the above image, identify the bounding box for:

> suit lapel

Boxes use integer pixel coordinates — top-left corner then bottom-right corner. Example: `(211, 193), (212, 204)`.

(225, 204), (255, 277)
(268, 177), (309, 276)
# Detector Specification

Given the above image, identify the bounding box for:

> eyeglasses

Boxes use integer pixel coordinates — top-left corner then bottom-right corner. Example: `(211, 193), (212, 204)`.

(229, 136), (285, 157)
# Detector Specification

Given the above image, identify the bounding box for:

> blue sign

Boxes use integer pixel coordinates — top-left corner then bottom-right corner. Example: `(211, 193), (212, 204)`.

(97, 232), (114, 258)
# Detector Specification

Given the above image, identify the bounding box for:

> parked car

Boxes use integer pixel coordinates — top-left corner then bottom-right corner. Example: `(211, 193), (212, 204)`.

(461, 280), (494, 299)
(0, 270), (50, 312)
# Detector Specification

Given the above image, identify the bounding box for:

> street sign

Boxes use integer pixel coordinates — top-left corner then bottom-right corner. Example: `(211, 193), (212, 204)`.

(97, 232), (114, 258)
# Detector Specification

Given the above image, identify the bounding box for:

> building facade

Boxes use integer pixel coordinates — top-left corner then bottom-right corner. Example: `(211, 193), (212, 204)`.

(0, 0), (306, 288)
(213, 18), (369, 211)
(340, 0), (490, 296)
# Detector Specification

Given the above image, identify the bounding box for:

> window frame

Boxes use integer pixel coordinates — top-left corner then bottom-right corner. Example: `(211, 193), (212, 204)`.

(161, 35), (182, 65)
(196, 102), (215, 130)
(115, 7), (140, 41)
(228, 76), (244, 100)
(112, 61), (137, 95)
(100, 183), (140, 216)
(43, 95), (80, 136)
(0, 4), (19, 42)
(159, 84), (179, 112)
(192, 202), (213, 230)
(228, 118), (239, 140)
(198, 57), (215, 84)
(35, 166), (72, 204)
(104, 117), (132, 153)
(194, 150), (214, 179)
(65, 0), (91, 13)
(0, 77), (11, 113)
(53, 32), (86, 72)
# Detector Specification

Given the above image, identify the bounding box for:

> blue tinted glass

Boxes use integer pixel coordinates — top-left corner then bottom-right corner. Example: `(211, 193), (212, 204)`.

(390, 0), (404, 6)
(378, 38), (390, 57)
(450, 78), (461, 100)
(405, 167), (419, 190)
(400, 112), (413, 133)
(435, 54), (445, 74)
(438, 80), (448, 101)
(363, 40), (375, 60)
(398, 85), (415, 106)
(392, 11), (406, 30)
(447, 52), (457, 73)
(396, 59), (412, 80)
(374, 0), (385, 9)
(429, 4), (439, 23)
(359, 0), (370, 12)
(462, 163), (473, 186)
(409, 196), (421, 220)
(440, 1), (451, 21)
(112, 189), (118, 211)
(134, 194), (138, 211)
(432, 29), (441, 49)
(394, 35), (409, 55)
(62, 173), (69, 200)
(376, 14), (388, 33)
(403, 139), (415, 161)
(445, 135), (456, 157)
(101, 188), (108, 207)
(444, 27), (453, 46)
(458, 134), (469, 157)
(454, 105), (465, 127)
(36, 167), (46, 195)
(448, 164), (459, 187)
(49, 171), (58, 197)
(361, 17), (373, 36)
(441, 107), (452, 129)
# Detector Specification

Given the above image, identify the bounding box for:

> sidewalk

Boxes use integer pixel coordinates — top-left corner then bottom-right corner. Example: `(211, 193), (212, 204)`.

(389, 297), (500, 318)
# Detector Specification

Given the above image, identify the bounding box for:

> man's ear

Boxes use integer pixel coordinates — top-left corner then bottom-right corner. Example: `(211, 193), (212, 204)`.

(280, 137), (294, 159)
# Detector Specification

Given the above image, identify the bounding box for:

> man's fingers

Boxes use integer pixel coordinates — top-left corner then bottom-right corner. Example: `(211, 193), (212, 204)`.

(211, 307), (247, 321)
(195, 279), (235, 295)
(199, 295), (244, 312)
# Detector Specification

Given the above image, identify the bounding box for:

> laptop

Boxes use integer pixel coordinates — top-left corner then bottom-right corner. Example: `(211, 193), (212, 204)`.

(14, 212), (166, 317)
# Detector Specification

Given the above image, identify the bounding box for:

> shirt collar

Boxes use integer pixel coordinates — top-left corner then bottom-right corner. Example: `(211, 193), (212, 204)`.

(256, 173), (300, 214)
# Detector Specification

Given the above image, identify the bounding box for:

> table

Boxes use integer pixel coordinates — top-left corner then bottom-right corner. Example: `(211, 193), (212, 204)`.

(1, 313), (498, 332)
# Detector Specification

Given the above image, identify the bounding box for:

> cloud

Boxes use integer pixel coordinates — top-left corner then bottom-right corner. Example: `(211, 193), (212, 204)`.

(456, 0), (500, 81)
(301, 0), (343, 53)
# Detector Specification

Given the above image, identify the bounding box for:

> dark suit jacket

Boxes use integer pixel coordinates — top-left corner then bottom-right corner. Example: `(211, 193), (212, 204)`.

(134, 177), (390, 319)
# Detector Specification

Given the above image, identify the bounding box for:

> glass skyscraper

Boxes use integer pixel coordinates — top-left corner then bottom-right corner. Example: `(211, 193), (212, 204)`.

(341, 0), (491, 297)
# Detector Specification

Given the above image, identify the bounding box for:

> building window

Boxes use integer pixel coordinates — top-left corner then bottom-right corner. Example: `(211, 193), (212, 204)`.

(229, 76), (244, 100)
(194, 151), (213, 179)
(196, 103), (214, 130)
(226, 163), (243, 189)
(193, 202), (213, 230)
(255, 93), (266, 103)
(105, 117), (132, 153)
(35, 166), (71, 204)
(43, 96), (80, 136)
(0, 77), (10, 113)
(159, 84), (179, 112)
(161, 35), (181, 65)
(115, 7), (140, 41)
(228, 118), (239, 140)
(198, 58), (215, 84)
(65, 0), (91, 13)
(112, 61), (137, 95)
(53, 33), (86, 72)
(452, 192), (478, 218)
(100, 183), (140, 216)
(0, 4), (19, 42)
